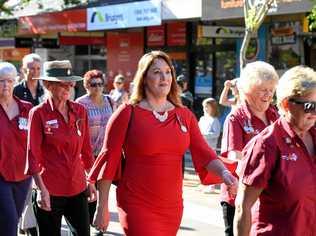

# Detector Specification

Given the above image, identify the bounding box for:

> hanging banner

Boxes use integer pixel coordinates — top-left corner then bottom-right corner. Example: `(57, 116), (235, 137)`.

(106, 31), (144, 91)
(167, 22), (186, 46)
(147, 25), (165, 47)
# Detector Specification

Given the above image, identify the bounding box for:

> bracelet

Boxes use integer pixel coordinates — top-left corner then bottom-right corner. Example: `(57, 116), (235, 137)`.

(221, 169), (231, 177)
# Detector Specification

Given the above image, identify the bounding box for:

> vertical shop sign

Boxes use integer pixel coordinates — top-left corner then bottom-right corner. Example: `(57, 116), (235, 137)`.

(107, 31), (144, 91)
(167, 22), (186, 46)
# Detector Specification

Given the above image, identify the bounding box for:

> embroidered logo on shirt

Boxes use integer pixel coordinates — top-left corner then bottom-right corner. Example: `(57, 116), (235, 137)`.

(281, 153), (298, 161)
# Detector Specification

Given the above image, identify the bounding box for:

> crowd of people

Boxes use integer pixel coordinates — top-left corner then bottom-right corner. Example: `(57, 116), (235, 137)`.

(0, 50), (315, 236)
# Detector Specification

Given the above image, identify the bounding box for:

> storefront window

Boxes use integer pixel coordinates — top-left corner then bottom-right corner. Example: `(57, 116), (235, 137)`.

(268, 21), (301, 71)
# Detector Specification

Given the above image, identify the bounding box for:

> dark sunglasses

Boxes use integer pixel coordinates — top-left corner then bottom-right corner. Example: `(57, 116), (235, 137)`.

(90, 82), (104, 88)
(289, 98), (316, 114)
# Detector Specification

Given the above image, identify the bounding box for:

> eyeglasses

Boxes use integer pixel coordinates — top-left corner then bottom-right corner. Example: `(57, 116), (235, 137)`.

(115, 82), (123, 85)
(90, 82), (104, 88)
(289, 98), (316, 114)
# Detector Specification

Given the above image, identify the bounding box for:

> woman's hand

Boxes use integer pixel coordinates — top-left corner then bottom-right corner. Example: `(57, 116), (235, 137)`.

(37, 187), (51, 211)
(87, 183), (97, 202)
(222, 170), (238, 197)
(93, 205), (110, 233)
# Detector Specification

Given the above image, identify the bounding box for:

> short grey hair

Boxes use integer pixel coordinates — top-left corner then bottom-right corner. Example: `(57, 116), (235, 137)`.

(0, 62), (17, 81)
(239, 61), (279, 94)
(22, 53), (41, 68)
(277, 65), (316, 114)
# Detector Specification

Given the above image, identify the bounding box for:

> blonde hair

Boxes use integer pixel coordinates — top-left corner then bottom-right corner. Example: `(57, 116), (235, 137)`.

(130, 51), (182, 106)
(202, 97), (219, 117)
(239, 61), (279, 96)
(277, 65), (316, 114)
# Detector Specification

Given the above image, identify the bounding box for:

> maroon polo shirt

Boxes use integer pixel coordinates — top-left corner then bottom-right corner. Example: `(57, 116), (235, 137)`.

(239, 117), (316, 235)
(26, 98), (94, 196)
(0, 97), (32, 182)
(220, 103), (279, 205)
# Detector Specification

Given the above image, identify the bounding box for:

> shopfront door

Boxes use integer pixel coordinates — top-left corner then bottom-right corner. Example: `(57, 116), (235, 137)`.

(192, 41), (236, 118)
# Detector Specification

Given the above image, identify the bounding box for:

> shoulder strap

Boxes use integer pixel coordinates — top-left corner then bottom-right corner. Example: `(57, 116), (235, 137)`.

(105, 95), (114, 112)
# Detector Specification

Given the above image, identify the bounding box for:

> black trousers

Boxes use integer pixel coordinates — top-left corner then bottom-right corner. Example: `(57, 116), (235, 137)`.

(33, 190), (90, 236)
(221, 201), (235, 236)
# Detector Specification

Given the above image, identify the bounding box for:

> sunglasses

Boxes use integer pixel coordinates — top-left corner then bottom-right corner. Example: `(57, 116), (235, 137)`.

(90, 82), (104, 88)
(289, 98), (316, 114)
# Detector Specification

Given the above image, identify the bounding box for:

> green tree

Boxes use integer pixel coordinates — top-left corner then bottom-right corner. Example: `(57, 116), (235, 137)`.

(307, 0), (316, 31)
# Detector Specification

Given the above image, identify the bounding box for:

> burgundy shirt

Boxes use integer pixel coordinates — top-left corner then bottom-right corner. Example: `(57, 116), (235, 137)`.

(239, 117), (316, 235)
(26, 98), (94, 196)
(220, 103), (279, 205)
(0, 97), (32, 182)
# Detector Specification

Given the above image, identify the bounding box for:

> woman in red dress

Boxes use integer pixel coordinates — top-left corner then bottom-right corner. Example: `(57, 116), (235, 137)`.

(89, 51), (237, 235)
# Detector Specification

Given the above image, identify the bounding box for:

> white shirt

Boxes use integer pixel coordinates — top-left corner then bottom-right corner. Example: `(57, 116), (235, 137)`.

(198, 115), (221, 150)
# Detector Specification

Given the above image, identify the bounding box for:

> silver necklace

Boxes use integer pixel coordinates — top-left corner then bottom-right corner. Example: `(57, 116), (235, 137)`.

(146, 101), (169, 122)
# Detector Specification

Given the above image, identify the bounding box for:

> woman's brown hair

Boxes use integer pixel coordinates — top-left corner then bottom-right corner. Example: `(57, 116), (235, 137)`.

(83, 69), (104, 88)
(130, 51), (182, 107)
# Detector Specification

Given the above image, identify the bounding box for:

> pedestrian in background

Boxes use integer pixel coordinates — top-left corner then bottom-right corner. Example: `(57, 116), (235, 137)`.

(76, 69), (114, 227)
(234, 65), (316, 236)
(0, 62), (33, 236)
(14, 53), (45, 106)
(177, 74), (194, 110)
(220, 61), (279, 236)
(89, 50), (237, 235)
(199, 97), (221, 150)
(25, 60), (96, 236)
(109, 74), (128, 107)
(199, 97), (221, 193)
(219, 78), (240, 110)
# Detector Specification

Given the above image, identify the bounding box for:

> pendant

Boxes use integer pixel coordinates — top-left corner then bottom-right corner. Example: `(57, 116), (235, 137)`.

(181, 125), (187, 133)
(152, 110), (168, 122)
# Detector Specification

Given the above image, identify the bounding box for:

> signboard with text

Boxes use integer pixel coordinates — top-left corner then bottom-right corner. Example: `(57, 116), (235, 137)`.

(147, 25), (165, 46)
(18, 9), (86, 35)
(87, 0), (161, 31)
(167, 22), (186, 46)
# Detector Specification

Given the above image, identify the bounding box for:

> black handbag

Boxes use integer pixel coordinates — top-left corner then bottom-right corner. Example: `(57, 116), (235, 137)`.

(112, 105), (134, 186)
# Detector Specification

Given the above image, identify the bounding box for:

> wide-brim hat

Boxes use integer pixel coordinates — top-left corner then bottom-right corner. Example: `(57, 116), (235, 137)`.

(39, 60), (82, 82)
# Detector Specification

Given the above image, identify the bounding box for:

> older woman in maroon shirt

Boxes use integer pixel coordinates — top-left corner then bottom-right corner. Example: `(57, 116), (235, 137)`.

(0, 62), (33, 236)
(234, 66), (316, 236)
(220, 61), (279, 236)
(26, 60), (96, 236)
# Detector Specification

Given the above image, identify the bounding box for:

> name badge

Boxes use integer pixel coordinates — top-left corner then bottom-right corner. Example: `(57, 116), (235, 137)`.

(18, 117), (28, 130)
(46, 119), (59, 128)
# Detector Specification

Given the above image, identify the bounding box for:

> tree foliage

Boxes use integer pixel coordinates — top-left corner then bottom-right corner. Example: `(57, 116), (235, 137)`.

(307, 0), (316, 31)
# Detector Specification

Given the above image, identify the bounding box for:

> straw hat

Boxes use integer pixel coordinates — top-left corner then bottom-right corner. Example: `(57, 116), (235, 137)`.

(40, 60), (82, 82)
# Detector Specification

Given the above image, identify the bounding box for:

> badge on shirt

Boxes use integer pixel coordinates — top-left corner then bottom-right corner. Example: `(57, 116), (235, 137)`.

(281, 153), (298, 161)
(18, 117), (28, 130)
(45, 119), (59, 134)
(46, 119), (59, 128)
(243, 120), (254, 134)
